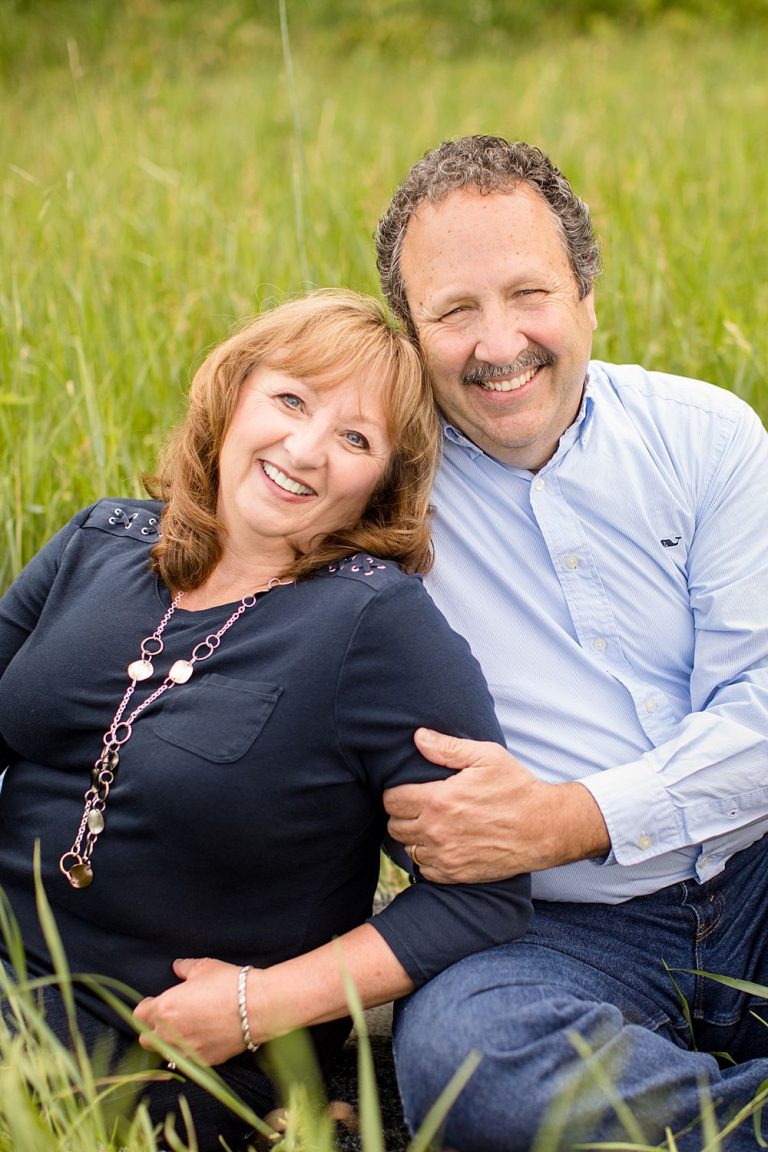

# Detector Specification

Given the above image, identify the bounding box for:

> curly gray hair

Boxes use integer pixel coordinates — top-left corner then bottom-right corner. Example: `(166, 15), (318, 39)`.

(375, 136), (602, 336)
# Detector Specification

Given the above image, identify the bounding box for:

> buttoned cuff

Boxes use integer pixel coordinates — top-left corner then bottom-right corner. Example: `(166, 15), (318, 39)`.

(579, 757), (684, 866)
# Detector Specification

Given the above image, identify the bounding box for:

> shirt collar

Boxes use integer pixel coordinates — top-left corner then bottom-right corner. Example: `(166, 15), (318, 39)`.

(440, 368), (597, 470)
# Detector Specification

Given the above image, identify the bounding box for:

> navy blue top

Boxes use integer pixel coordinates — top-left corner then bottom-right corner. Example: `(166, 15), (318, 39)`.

(0, 499), (531, 1030)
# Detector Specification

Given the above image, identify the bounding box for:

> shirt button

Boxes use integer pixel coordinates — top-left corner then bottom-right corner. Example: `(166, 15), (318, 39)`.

(637, 834), (652, 850)
(592, 637), (607, 652)
(564, 555), (579, 570)
(533, 478), (545, 492)
(644, 698), (657, 713)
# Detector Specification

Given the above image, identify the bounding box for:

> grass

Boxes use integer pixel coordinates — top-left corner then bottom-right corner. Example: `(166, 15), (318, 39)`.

(1, 4), (768, 589)
(0, 867), (483, 1152)
(2, 936), (767, 1151)
(1, 3), (768, 1148)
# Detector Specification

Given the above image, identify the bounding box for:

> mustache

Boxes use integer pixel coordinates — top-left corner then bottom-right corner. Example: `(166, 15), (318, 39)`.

(463, 349), (553, 386)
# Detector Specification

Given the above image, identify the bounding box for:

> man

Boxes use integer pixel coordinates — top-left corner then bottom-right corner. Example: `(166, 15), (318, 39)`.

(376, 136), (768, 1150)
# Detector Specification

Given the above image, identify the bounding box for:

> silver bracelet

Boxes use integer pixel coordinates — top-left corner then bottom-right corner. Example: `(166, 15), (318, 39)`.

(238, 964), (260, 1053)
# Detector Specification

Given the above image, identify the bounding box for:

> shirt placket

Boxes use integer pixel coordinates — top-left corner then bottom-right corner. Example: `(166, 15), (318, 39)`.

(529, 464), (677, 746)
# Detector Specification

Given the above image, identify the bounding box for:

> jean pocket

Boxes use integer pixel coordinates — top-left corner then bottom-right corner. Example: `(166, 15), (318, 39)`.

(153, 673), (283, 763)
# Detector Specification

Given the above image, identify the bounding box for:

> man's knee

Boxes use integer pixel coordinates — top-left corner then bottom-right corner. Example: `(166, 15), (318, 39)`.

(393, 958), (619, 1151)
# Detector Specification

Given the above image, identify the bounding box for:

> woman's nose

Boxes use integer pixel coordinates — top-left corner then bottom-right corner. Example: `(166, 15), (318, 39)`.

(284, 422), (328, 469)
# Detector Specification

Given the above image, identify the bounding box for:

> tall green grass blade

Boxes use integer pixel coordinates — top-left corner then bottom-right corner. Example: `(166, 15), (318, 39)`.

(697, 1078), (722, 1152)
(0, 394), (34, 405)
(405, 1048), (482, 1152)
(0, 888), (28, 981)
(698, 1080), (768, 1152)
(260, 1027), (335, 1148)
(563, 1030), (650, 1148)
(101, 987), (274, 1141)
(664, 1127), (680, 1152)
(278, 0), (311, 289)
(338, 961), (384, 1152)
(32, 840), (99, 1111)
(337, 947), (483, 1152)
(672, 969), (768, 999)
(662, 960), (698, 1050)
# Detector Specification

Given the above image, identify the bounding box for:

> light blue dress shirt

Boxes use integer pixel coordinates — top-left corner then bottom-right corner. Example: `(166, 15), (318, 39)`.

(425, 361), (768, 903)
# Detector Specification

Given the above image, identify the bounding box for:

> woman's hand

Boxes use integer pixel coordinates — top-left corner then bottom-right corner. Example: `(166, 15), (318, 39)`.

(134, 957), (246, 1066)
(133, 925), (413, 1067)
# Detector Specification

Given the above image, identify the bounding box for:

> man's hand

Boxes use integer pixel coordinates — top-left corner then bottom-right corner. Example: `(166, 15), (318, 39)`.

(384, 728), (610, 883)
(134, 957), (245, 1066)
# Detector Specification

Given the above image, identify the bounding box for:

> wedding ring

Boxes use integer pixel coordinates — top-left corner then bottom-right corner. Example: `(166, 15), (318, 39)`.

(407, 843), (423, 868)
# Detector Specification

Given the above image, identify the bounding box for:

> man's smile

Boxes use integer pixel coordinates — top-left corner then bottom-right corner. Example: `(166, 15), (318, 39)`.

(473, 365), (540, 393)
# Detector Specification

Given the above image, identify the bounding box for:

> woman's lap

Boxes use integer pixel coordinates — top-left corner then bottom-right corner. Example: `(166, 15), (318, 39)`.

(0, 959), (275, 1149)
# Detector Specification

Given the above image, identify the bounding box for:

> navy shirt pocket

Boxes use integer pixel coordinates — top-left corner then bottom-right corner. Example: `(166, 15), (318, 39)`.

(153, 673), (283, 763)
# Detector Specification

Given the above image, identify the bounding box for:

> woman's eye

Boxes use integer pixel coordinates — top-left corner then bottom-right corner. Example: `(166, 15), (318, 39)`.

(279, 393), (302, 409)
(345, 430), (370, 450)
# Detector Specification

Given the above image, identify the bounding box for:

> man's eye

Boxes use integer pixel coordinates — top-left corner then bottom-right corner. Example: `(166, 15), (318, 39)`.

(345, 431), (370, 449)
(279, 393), (302, 409)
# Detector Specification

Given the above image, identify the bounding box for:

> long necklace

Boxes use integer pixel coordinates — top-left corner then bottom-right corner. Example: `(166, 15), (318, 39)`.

(59, 577), (291, 889)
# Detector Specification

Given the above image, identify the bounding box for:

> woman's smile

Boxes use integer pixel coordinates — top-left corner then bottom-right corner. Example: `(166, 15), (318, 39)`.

(260, 459), (317, 498)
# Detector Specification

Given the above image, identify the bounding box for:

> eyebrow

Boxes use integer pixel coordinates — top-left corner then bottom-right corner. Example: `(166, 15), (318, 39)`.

(292, 379), (388, 432)
(423, 262), (563, 306)
(340, 411), (387, 430)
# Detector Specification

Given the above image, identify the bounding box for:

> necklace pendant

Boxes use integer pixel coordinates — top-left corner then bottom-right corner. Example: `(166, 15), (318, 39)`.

(103, 748), (120, 771)
(67, 861), (94, 889)
(87, 809), (105, 834)
(168, 659), (194, 684)
(128, 659), (154, 682)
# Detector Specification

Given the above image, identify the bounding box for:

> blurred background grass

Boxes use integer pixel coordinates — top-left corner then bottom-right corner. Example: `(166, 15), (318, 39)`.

(2, 5), (768, 1146)
(1, 0), (767, 591)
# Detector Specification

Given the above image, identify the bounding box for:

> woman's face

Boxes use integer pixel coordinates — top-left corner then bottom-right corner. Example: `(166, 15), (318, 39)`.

(216, 364), (393, 564)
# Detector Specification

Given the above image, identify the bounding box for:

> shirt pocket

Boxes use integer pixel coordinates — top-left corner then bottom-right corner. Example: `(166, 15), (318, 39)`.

(153, 673), (283, 763)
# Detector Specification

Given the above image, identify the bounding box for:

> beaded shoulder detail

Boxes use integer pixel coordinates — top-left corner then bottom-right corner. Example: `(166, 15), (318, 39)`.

(82, 499), (163, 541)
(323, 552), (405, 590)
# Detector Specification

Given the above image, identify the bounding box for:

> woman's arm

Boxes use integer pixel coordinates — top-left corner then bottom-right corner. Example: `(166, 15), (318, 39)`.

(332, 576), (532, 983)
(0, 510), (93, 766)
(136, 571), (532, 1063)
(134, 923), (412, 1065)
(0, 508), (91, 677)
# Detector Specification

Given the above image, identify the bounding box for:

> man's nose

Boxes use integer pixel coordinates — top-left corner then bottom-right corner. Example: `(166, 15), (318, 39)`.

(472, 303), (528, 366)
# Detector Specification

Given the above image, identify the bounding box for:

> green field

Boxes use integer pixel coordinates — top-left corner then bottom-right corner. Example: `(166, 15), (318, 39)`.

(1, 5), (768, 1147)
(2, 0), (767, 592)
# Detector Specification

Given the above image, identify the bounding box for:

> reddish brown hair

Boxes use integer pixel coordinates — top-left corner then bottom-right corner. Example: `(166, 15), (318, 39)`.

(146, 289), (438, 589)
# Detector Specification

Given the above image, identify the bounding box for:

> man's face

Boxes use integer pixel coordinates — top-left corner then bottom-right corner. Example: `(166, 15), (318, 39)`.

(400, 185), (597, 472)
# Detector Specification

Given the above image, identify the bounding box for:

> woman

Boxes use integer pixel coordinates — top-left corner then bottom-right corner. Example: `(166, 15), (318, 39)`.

(0, 290), (531, 1147)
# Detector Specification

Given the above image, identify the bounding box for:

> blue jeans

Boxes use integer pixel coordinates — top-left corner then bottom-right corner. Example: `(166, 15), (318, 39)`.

(393, 836), (768, 1151)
